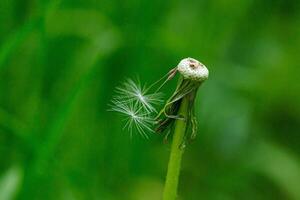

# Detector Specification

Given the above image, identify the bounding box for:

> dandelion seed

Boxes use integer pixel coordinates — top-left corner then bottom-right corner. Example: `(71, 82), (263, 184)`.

(109, 98), (155, 138)
(115, 79), (162, 112)
(109, 78), (163, 138)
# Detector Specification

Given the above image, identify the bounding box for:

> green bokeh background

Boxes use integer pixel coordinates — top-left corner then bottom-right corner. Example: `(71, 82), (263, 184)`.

(0, 0), (300, 199)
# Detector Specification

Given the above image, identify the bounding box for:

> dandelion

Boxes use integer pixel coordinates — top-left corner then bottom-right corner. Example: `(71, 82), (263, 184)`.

(156, 57), (209, 140)
(158, 57), (209, 200)
(108, 57), (209, 200)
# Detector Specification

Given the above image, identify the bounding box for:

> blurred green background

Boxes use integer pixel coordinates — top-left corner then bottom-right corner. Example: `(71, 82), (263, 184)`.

(1, 0), (300, 199)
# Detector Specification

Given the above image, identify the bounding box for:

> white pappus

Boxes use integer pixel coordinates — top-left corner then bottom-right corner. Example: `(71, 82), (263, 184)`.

(109, 79), (162, 138)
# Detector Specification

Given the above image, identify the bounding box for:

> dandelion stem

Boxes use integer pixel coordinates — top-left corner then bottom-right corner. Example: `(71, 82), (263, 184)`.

(163, 96), (189, 200)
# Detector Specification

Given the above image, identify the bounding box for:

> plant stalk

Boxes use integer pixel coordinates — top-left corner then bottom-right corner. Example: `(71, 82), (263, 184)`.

(163, 96), (189, 200)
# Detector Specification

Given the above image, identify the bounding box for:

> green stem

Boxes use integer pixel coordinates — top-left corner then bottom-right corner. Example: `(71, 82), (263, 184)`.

(163, 97), (189, 200)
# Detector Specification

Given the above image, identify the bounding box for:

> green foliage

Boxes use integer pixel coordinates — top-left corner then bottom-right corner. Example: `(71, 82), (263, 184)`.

(0, 0), (300, 199)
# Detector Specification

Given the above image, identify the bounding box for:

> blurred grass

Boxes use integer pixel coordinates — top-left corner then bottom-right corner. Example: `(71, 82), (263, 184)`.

(0, 0), (300, 200)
